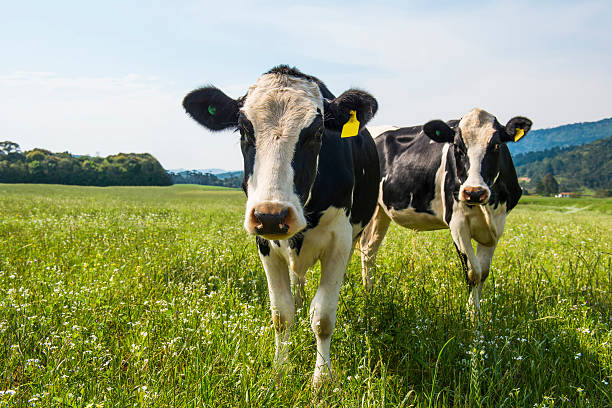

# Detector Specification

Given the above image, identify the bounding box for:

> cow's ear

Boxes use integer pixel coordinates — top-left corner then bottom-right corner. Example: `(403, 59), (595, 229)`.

(183, 87), (240, 131)
(502, 116), (532, 142)
(423, 120), (455, 143)
(324, 89), (378, 133)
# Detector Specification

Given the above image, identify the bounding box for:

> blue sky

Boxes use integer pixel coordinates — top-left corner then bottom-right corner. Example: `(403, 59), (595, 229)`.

(1, 0), (611, 169)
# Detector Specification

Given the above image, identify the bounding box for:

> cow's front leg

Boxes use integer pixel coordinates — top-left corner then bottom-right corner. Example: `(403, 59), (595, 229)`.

(258, 239), (294, 372)
(475, 243), (497, 303)
(449, 219), (482, 315)
(310, 224), (352, 388)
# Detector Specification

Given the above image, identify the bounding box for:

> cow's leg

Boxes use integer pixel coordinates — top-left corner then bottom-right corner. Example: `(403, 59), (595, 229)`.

(475, 243), (497, 305)
(449, 219), (482, 315)
(310, 223), (352, 388)
(290, 271), (305, 310)
(359, 204), (391, 291)
(260, 246), (294, 371)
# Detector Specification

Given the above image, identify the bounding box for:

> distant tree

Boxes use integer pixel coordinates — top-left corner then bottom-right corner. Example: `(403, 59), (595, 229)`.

(536, 173), (559, 196)
(0, 141), (21, 155)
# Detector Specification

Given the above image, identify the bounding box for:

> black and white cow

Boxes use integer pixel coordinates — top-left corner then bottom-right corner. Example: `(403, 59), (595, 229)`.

(360, 108), (531, 312)
(183, 66), (380, 386)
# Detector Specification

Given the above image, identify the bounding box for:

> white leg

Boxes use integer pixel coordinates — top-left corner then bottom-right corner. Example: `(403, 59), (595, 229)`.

(449, 219), (482, 314)
(359, 204), (391, 291)
(310, 223), (352, 388)
(259, 244), (294, 371)
(475, 243), (497, 304)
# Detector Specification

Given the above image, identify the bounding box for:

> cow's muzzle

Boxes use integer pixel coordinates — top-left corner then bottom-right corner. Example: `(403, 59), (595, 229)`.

(462, 186), (489, 205)
(246, 202), (303, 239)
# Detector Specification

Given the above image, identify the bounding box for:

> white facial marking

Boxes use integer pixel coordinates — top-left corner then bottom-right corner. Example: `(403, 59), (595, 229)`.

(457, 108), (496, 201)
(242, 73), (324, 234)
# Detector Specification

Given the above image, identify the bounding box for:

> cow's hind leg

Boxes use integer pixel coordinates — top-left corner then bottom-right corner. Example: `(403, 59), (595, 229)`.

(359, 204), (391, 291)
(290, 271), (305, 310)
(310, 222), (352, 388)
(259, 244), (295, 373)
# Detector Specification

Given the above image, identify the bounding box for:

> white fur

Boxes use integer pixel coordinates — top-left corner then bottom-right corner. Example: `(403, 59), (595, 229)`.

(457, 108), (496, 201)
(242, 73), (324, 234)
(262, 207), (355, 386)
(367, 125), (399, 138)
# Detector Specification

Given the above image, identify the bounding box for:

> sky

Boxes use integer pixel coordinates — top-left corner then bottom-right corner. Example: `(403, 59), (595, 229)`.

(1, 0), (611, 170)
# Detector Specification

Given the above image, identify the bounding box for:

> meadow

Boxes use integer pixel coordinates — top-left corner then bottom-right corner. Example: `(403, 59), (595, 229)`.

(0, 184), (610, 407)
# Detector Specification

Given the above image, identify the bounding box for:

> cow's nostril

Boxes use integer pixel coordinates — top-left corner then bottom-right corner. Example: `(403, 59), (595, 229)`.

(253, 208), (290, 235)
(463, 187), (488, 204)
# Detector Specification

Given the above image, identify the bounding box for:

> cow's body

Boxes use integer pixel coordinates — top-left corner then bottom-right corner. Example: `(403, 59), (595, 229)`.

(183, 66), (379, 386)
(360, 109), (530, 312)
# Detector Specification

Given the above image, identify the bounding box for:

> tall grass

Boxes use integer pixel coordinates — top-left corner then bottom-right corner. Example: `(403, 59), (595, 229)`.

(0, 184), (610, 407)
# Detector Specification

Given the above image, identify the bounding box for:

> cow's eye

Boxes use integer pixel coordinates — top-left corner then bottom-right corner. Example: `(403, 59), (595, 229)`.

(493, 143), (501, 152)
(305, 128), (323, 146)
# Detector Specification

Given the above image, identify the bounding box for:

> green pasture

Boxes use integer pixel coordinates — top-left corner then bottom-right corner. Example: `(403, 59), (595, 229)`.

(0, 184), (610, 407)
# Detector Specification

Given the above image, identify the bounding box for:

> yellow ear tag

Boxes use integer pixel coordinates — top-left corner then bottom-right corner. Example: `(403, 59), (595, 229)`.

(341, 110), (360, 138)
(514, 128), (525, 142)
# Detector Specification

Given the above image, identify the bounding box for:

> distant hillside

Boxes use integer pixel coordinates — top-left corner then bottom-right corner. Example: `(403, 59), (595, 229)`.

(216, 171), (243, 180)
(515, 136), (612, 191)
(168, 170), (242, 188)
(509, 117), (612, 155)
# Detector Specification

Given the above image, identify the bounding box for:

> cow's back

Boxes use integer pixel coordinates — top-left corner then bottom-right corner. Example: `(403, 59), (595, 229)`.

(376, 127), (448, 217)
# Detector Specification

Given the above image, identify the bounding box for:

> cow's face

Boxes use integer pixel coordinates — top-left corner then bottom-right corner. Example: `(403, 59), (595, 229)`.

(183, 66), (377, 239)
(424, 108), (532, 205)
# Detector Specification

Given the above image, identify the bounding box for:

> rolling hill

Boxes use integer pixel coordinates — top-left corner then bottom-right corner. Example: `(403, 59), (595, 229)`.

(514, 136), (612, 191)
(509, 116), (612, 155)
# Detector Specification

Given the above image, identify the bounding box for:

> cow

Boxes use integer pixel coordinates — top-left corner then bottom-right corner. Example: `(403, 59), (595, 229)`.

(182, 66), (380, 387)
(360, 108), (531, 314)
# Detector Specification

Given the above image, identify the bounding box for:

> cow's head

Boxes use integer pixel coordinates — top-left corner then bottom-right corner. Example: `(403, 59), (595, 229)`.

(423, 108), (532, 205)
(183, 66), (377, 239)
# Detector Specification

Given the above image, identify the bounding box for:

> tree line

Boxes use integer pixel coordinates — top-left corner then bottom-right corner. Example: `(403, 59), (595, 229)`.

(0, 141), (172, 186)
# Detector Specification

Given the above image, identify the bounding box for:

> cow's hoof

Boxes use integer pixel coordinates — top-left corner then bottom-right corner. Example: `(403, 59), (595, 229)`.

(273, 362), (292, 385)
(312, 369), (333, 390)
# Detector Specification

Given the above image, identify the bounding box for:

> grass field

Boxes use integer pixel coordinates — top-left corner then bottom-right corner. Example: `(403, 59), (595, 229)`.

(1, 184), (610, 407)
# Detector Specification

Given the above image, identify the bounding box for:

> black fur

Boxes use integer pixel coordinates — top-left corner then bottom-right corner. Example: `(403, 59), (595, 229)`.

(377, 114), (529, 221)
(292, 113), (324, 205)
(182, 87), (241, 131)
(502, 117), (533, 142)
(288, 232), (304, 255)
(183, 66), (380, 257)
(324, 89), (378, 133)
(423, 120), (454, 143)
(256, 237), (270, 256)
(238, 113), (256, 194)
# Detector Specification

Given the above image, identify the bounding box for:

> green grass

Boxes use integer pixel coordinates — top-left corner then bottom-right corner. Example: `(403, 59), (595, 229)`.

(0, 184), (610, 407)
